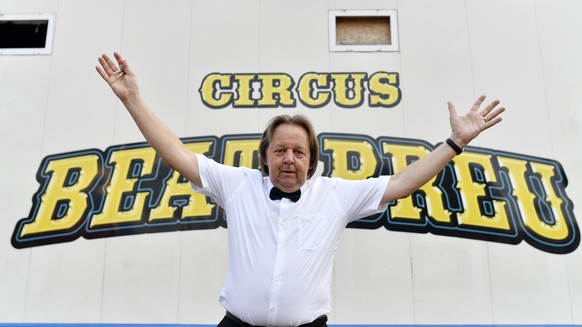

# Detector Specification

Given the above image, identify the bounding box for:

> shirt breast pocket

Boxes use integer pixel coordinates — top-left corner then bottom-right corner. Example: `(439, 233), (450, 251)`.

(297, 214), (329, 251)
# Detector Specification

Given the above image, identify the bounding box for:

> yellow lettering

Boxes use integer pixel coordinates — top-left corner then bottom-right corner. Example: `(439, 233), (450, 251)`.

(322, 137), (378, 180)
(256, 73), (296, 107)
(223, 138), (260, 168)
(199, 73), (233, 108)
(368, 72), (400, 107)
(297, 73), (331, 107)
(498, 156), (570, 241)
(382, 142), (451, 223)
(21, 154), (99, 236)
(454, 152), (510, 231)
(233, 74), (256, 107)
(90, 147), (157, 227)
(149, 142), (216, 222)
(332, 73), (366, 107)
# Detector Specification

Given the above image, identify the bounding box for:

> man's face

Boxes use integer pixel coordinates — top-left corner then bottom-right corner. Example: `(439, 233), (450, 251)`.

(265, 123), (310, 192)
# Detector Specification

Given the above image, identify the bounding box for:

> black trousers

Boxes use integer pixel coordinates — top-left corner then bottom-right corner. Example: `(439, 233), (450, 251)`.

(218, 311), (328, 327)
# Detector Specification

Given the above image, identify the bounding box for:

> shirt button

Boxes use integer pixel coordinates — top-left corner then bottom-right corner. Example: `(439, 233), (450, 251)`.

(270, 306), (277, 312)
(274, 276), (281, 282)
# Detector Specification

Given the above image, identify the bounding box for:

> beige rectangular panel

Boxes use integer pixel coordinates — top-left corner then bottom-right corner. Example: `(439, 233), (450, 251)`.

(488, 242), (572, 323)
(187, 0), (261, 138)
(398, 0), (474, 144)
(0, 0), (59, 322)
(178, 229), (229, 324)
(41, 0), (125, 155)
(564, 161), (582, 323)
(24, 241), (106, 322)
(100, 234), (182, 323)
(0, 0), (58, 13)
(113, 0), (192, 144)
(97, 0), (192, 323)
(534, 0), (582, 169)
(333, 229), (414, 324)
(411, 235), (493, 324)
(466, 0), (551, 155)
(329, 0), (398, 10)
(392, 8), (475, 319)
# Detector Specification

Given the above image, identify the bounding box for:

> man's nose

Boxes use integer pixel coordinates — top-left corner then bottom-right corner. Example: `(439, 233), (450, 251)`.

(283, 149), (294, 164)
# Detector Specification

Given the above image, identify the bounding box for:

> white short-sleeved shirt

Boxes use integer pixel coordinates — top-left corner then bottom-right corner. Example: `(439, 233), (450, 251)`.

(192, 154), (389, 326)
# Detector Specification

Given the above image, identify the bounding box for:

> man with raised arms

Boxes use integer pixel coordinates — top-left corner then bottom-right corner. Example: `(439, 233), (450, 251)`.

(96, 52), (504, 327)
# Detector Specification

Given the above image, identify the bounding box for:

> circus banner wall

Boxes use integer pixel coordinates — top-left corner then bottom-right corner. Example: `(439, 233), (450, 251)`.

(1, 0), (581, 325)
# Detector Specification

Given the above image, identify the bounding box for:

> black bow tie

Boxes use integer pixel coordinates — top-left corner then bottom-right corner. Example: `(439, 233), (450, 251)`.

(269, 187), (301, 202)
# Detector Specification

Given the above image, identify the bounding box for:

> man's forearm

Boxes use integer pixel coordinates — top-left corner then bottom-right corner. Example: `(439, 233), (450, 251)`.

(121, 95), (200, 185)
(382, 141), (457, 203)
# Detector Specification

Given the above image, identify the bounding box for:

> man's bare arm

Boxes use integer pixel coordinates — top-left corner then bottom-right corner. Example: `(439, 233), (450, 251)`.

(96, 52), (202, 187)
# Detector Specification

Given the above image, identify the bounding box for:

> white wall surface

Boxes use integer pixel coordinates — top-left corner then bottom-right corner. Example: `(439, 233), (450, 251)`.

(1, 0), (581, 325)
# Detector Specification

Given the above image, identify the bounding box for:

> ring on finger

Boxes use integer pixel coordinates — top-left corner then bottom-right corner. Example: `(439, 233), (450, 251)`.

(112, 69), (124, 77)
(483, 115), (489, 122)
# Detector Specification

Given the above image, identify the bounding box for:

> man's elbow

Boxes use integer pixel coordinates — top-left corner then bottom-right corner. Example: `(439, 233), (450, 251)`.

(382, 176), (416, 204)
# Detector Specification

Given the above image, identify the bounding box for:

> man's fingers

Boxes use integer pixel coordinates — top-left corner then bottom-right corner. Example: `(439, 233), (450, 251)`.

(484, 116), (503, 129)
(97, 55), (117, 76)
(102, 54), (120, 74)
(95, 66), (109, 82)
(483, 107), (505, 129)
(470, 95), (486, 112)
(488, 106), (506, 120)
(447, 101), (458, 117)
(483, 104), (505, 124)
(97, 53), (130, 82)
(481, 99), (500, 117)
(113, 52), (133, 75)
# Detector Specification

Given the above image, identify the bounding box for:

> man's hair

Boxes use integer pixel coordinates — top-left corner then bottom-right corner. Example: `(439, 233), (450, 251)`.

(259, 114), (319, 179)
